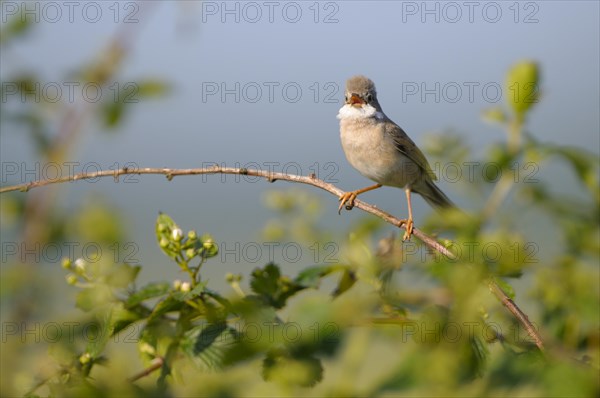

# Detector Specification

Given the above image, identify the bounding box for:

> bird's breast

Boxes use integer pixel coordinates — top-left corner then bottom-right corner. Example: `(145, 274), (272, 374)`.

(340, 119), (415, 188)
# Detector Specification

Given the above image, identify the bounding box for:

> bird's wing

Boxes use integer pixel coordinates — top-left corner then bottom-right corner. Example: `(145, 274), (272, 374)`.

(384, 120), (437, 181)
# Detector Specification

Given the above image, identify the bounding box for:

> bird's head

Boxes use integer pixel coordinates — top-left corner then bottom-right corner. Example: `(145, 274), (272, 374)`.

(344, 75), (378, 108)
(338, 75), (383, 120)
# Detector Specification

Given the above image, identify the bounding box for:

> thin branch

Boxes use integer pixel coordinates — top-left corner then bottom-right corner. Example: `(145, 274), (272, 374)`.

(488, 280), (544, 351)
(0, 165), (544, 351)
(128, 357), (164, 383)
(24, 375), (54, 396)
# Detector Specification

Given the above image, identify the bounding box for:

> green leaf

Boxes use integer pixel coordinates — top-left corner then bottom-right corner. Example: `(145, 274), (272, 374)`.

(111, 312), (142, 335)
(250, 263), (304, 308)
(549, 146), (600, 202)
(202, 288), (231, 309)
(294, 265), (339, 288)
(230, 296), (278, 325)
(262, 352), (323, 387)
(85, 306), (116, 359)
(492, 277), (516, 300)
(478, 232), (532, 278)
(0, 14), (33, 45)
(71, 197), (126, 244)
(180, 323), (238, 370)
(75, 285), (113, 312)
(136, 80), (171, 98)
(147, 296), (183, 322)
(505, 60), (540, 118)
(158, 341), (179, 389)
(105, 263), (140, 288)
(101, 100), (126, 129)
(250, 263), (282, 295)
(3, 76), (38, 97)
(156, 213), (177, 233)
(469, 335), (490, 377)
(481, 107), (508, 125)
(413, 305), (450, 346)
(126, 282), (171, 308)
(110, 302), (142, 336)
(332, 270), (357, 297)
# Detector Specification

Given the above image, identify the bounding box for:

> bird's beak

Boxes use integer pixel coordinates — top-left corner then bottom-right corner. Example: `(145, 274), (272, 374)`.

(349, 94), (365, 107)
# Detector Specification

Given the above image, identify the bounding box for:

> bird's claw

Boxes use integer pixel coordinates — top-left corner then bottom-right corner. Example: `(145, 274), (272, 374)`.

(338, 191), (358, 214)
(401, 218), (414, 241)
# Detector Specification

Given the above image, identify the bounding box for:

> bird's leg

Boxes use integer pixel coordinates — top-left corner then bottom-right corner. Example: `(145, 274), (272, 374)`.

(338, 183), (382, 214)
(402, 188), (414, 241)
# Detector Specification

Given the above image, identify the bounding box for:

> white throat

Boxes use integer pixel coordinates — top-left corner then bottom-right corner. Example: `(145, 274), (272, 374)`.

(337, 103), (384, 120)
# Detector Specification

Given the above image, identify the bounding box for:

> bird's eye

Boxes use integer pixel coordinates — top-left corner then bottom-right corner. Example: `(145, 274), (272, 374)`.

(366, 93), (373, 102)
(344, 94), (349, 102)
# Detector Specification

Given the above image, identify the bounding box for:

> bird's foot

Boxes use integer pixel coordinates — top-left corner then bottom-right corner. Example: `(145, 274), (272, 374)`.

(401, 218), (414, 241)
(338, 191), (358, 214)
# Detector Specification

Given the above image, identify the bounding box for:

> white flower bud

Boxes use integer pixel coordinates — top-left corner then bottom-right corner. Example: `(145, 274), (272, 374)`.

(180, 282), (191, 292)
(74, 258), (86, 272)
(172, 228), (183, 241)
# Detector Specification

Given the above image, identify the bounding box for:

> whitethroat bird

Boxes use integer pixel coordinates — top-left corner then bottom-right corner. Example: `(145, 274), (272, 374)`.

(337, 75), (454, 241)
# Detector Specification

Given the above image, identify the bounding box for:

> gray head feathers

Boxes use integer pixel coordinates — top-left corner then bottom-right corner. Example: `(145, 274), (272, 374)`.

(345, 75), (377, 97)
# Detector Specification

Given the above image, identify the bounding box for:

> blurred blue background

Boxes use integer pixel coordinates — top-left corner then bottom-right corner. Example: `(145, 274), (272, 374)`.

(1, 1), (599, 290)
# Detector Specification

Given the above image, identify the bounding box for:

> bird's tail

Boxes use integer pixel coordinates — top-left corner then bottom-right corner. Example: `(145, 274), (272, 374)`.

(417, 179), (455, 209)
